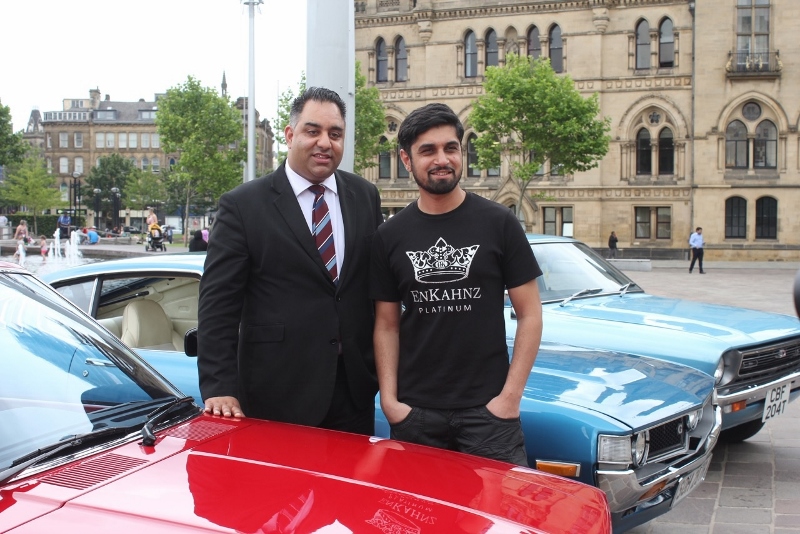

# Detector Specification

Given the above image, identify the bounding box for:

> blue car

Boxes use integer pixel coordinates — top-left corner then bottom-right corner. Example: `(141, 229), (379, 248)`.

(520, 234), (800, 443)
(45, 253), (721, 532)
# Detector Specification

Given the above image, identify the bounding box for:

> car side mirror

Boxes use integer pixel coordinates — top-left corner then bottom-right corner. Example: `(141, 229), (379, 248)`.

(184, 327), (198, 357)
(794, 270), (800, 319)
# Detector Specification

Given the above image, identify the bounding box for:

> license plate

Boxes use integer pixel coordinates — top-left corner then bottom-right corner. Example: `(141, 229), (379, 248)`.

(672, 458), (710, 507)
(762, 380), (792, 423)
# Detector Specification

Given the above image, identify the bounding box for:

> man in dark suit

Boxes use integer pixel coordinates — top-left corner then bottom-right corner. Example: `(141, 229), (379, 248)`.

(197, 87), (383, 435)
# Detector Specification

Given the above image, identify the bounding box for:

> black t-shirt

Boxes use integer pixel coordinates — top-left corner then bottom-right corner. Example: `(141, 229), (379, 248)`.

(370, 193), (541, 409)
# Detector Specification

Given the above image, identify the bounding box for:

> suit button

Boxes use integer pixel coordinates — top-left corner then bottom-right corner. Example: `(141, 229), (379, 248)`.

(336, 296), (342, 302)
(329, 339), (338, 345)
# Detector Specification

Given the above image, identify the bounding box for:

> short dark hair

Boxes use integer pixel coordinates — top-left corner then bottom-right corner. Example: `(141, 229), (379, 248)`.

(696, 227), (702, 231)
(397, 103), (465, 154)
(290, 87), (346, 127)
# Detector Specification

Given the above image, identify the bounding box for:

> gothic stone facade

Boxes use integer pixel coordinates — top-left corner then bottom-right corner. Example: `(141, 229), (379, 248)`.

(355, 0), (800, 261)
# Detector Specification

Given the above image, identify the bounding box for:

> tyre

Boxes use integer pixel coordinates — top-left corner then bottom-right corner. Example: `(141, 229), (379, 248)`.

(719, 419), (765, 443)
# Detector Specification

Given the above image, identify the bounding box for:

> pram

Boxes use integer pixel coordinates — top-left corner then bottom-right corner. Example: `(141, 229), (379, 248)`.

(145, 223), (166, 252)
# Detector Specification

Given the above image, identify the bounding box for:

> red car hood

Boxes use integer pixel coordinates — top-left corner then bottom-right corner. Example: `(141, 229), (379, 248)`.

(3, 415), (610, 534)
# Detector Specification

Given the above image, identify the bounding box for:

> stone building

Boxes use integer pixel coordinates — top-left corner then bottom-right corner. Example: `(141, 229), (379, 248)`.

(40, 82), (274, 226)
(355, 0), (800, 260)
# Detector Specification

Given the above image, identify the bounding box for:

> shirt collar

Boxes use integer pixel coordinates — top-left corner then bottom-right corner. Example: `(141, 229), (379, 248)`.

(285, 162), (338, 198)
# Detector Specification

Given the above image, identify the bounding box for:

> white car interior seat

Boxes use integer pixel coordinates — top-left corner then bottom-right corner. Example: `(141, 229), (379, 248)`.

(120, 299), (183, 351)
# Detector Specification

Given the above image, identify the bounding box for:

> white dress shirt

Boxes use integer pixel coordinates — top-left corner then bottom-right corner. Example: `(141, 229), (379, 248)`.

(285, 163), (346, 274)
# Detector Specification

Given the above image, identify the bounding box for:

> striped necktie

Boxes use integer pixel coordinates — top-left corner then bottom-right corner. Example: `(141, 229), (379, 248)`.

(309, 185), (338, 284)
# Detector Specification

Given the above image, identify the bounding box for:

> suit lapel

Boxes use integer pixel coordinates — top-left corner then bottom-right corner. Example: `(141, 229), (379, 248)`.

(336, 171), (357, 286)
(271, 166), (332, 281)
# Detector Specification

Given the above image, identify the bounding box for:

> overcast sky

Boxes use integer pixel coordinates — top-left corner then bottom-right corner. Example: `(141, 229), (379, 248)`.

(0, 0), (307, 132)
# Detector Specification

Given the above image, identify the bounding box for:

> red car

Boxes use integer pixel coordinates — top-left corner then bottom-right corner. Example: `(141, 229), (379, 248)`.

(0, 261), (611, 534)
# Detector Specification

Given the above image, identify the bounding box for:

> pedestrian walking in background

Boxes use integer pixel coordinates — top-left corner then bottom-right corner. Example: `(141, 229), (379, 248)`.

(608, 231), (618, 259)
(689, 227), (705, 274)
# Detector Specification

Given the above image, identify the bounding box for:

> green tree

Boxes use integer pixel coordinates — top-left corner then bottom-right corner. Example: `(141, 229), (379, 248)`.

(274, 73), (306, 163)
(353, 60), (388, 176)
(85, 154), (137, 229)
(0, 100), (26, 167)
(470, 54), (611, 218)
(156, 76), (246, 241)
(3, 152), (63, 235)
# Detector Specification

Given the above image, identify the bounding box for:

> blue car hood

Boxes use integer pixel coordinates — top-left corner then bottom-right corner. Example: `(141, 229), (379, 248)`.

(522, 341), (713, 431)
(538, 294), (800, 373)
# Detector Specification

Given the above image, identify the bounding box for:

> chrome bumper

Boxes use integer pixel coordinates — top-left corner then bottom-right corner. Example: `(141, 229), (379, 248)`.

(716, 371), (800, 406)
(596, 405), (721, 513)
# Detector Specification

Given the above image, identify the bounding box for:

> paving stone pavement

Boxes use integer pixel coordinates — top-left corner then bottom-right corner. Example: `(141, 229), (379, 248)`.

(3, 242), (800, 533)
(621, 261), (800, 534)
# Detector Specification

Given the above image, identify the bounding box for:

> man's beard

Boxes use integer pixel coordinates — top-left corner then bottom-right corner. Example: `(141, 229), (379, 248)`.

(411, 165), (462, 195)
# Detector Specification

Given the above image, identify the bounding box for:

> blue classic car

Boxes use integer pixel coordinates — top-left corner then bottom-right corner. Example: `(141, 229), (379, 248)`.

(524, 234), (800, 442)
(44, 254), (720, 533)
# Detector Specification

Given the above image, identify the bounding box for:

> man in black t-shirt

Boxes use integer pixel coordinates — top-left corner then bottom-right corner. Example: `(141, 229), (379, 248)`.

(370, 103), (543, 466)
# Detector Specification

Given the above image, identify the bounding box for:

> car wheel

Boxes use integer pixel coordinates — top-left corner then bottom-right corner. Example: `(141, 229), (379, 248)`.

(720, 419), (765, 442)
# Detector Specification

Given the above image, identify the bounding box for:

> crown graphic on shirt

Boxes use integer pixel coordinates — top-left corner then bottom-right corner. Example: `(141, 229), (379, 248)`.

(406, 237), (479, 284)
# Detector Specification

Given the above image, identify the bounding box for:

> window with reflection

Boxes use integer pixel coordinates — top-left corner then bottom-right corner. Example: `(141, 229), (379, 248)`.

(754, 120), (777, 169)
(755, 196), (777, 239)
(527, 26), (541, 58)
(378, 137), (391, 179)
(397, 146), (408, 178)
(659, 128), (674, 174)
(726, 120), (748, 168)
(636, 20), (650, 69)
(395, 37), (408, 82)
(659, 18), (674, 67)
(656, 207), (671, 238)
(485, 29), (498, 68)
(549, 25), (563, 73)
(737, 0), (770, 57)
(376, 38), (388, 82)
(467, 134), (480, 177)
(635, 207), (651, 238)
(636, 129), (651, 175)
(465, 31), (477, 77)
(725, 196), (747, 238)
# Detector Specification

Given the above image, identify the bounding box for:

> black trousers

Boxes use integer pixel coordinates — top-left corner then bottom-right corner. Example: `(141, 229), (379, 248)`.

(690, 247), (704, 272)
(389, 405), (529, 466)
(318, 355), (375, 436)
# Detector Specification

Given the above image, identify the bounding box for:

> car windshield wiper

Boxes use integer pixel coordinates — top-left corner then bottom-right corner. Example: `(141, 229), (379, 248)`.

(141, 396), (198, 446)
(559, 288), (603, 307)
(0, 426), (136, 486)
(619, 282), (640, 297)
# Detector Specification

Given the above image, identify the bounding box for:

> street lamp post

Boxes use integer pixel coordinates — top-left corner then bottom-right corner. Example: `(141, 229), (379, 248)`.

(110, 187), (120, 232)
(71, 171), (82, 221)
(93, 189), (102, 229)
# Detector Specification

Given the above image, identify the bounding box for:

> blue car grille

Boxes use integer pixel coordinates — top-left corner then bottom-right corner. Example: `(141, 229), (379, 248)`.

(734, 337), (800, 391)
(647, 417), (687, 462)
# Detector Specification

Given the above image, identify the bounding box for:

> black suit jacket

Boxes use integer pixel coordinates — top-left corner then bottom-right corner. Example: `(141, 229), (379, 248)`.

(198, 164), (382, 425)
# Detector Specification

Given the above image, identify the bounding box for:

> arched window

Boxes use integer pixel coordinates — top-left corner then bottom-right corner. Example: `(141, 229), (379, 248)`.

(465, 31), (477, 78)
(659, 18), (674, 67)
(169, 158), (176, 169)
(142, 157), (150, 171)
(755, 196), (777, 239)
(726, 120), (748, 168)
(754, 120), (777, 169)
(378, 137), (391, 179)
(636, 129), (651, 175)
(397, 146), (408, 178)
(549, 25), (563, 73)
(467, 134), (480, 177)
(659, 128), (674, 174)
(376, 38), (388, 82)
(636, 20), (650, 70)
(130, 157), (137, 169)
(395, 37), (408, 82)
(527, 26), (541, 58)
(725, 196), (747, 238)
(485, 29), (498, 68)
